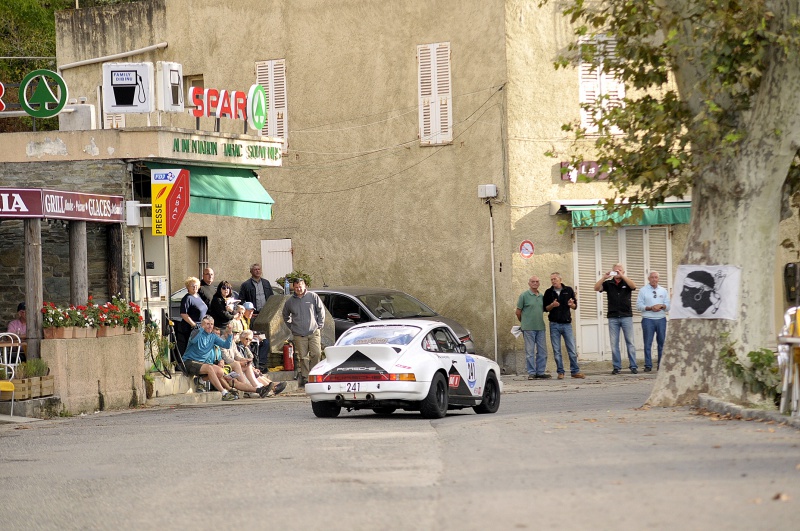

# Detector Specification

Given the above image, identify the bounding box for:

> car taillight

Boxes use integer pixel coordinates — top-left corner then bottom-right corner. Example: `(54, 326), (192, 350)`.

(388, 373), (416, 381)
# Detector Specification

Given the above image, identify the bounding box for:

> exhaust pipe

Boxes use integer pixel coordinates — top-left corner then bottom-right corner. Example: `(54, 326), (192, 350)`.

(335, 394), (344, 405)
(365, 393), (375, 400)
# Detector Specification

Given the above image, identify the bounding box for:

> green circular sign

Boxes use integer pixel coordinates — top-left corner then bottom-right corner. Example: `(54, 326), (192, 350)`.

(19, 69), (69, 118)
(247, 84), (268, 132)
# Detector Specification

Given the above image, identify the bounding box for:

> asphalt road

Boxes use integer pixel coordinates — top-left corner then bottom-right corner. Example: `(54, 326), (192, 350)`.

(0, 377), (797, 530)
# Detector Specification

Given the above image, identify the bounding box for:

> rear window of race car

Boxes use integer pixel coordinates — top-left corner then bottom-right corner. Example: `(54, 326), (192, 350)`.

(337, 324), (423, 346)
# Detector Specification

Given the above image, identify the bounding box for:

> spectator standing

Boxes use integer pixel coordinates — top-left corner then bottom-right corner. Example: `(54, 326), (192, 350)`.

(516, 276), (550, 380)
(239, 263), (272, 315)
(198, 267), (216, 307)
(543, 273), (584, 379)
(7, 302), (26, 339)
(594, 263), (638, 374)
(282, 278), (325, 388)
(636, 271), (670, 371)
(207, 280), (237, 331)
(176, 277), (208, 357)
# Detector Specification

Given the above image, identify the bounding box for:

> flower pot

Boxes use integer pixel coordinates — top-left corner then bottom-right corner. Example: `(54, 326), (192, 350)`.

(53, 327), (73, 339)
(72, 327), (87, 339)
(97, 326), (114, 338)
(86, 327), (98, 338)
(43, 327), (55, 339)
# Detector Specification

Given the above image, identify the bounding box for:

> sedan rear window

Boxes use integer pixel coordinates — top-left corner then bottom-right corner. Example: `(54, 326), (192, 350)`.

(356, 292), (437, 319)
(337, 325), (422, 346)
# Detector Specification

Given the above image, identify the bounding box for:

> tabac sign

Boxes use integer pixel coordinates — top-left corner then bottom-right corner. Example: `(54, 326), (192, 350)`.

(0, 188), (124, 222)
(151, 168), (190, 236)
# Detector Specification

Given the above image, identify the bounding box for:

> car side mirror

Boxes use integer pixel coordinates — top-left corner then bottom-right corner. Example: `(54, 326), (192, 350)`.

(347, 312), (362, 322)
(457, 343), (467, 354)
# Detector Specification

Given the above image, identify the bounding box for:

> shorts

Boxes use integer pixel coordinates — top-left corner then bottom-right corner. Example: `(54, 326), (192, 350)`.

(184, 360), (205, 376)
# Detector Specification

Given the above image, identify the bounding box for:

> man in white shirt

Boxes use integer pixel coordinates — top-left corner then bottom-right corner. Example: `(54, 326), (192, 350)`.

(636, 271), (670, 371)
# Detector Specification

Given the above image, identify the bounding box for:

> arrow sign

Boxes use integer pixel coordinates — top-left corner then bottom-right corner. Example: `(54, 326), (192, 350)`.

(165, 169), (190, 236)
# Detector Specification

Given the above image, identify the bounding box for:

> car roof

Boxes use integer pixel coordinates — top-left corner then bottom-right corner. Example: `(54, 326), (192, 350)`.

(345, 319), (448, 332)
(310, 287), (408, 297)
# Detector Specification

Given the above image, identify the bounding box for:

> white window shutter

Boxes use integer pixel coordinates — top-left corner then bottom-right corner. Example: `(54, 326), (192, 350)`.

(272, 59), (288, 152)
(418, 44), (434, 144)
(255, 59), (288, 152)
(579, 59), (600, 134)
(435, 42), (452, 143)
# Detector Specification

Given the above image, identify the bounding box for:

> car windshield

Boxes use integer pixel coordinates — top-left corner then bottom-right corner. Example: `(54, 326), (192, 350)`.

(356, 292), (437, 319)
(337, 325), (422, 346)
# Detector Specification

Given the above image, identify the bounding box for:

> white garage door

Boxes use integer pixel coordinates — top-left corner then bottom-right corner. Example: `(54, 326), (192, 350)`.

(573, 226), (672, 360)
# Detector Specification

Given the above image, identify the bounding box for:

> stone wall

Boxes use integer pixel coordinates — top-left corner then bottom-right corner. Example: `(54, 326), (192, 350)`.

(40, 333), (145, 415)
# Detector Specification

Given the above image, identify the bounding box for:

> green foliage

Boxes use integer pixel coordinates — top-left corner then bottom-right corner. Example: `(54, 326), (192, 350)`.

(143, 322), (171, 372)
(719, 343), (781, 402)
(276, 270), (313, 288)
(543, 0), (800, 217)
(18, 357), (49, 378)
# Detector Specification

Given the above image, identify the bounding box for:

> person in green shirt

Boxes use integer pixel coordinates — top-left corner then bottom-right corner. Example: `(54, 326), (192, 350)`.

(516, 276), (551, 380)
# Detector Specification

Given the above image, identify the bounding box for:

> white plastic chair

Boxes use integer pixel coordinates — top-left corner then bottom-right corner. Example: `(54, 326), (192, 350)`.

(0, 333), (22, 373)
(0, 363), (15, 416)
(0, 332), (22, 369)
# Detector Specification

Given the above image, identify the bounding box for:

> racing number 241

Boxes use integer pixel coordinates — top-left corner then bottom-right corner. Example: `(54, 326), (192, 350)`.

(346, 382), (361, 393)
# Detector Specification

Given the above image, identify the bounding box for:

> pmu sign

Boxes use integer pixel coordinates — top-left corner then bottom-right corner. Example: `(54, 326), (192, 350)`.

(151, 169), (190, 236)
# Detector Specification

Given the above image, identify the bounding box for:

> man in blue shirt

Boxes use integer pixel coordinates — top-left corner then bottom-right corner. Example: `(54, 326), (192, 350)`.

(636, 271), (670, 371)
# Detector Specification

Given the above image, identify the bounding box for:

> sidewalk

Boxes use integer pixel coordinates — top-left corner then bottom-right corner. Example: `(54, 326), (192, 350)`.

(3, 362), (798, 428)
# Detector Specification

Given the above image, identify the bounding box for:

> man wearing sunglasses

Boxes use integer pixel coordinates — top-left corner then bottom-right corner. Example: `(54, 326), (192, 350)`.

(636, 271), (670, 371)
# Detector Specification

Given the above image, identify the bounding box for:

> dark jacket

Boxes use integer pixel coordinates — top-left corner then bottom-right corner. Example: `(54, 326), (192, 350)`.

(208, 294), (235, 329)
(239, 278), (273, 312)
(543, 285), (577, 324)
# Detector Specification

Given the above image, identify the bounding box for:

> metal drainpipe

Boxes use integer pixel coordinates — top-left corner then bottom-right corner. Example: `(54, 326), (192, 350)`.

(58, 42), (169, 74)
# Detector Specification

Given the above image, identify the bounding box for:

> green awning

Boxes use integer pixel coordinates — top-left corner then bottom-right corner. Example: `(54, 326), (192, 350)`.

(559, 202), (691, 227)
(146, 163), (273, 220)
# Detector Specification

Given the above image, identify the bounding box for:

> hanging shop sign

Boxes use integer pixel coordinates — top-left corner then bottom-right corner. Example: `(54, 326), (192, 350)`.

(189, 83), (267, 132)
(156, 61), (184, 113)
(102, 62), (155, 114)
(18, 69), (69, 118)
(560, 161), (613, 182)
(0, 188), (123, 223)
(151, 168), (190, 237)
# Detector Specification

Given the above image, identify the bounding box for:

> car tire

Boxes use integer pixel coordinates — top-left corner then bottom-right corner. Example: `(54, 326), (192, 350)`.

(311, 401), (341, 418)
(372, 407), (396, 416)
(420, 372), (448, 419)
(473, 372), (500, 414)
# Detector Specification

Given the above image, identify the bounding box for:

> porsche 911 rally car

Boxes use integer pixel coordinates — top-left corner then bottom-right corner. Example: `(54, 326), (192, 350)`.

(305, 320), (502, 418)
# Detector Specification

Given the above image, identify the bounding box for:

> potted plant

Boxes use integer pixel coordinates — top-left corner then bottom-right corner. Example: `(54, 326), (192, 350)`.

(12, 358), (52, 399)
(276, 269), (313, 289)
(41, 302), (73, 339)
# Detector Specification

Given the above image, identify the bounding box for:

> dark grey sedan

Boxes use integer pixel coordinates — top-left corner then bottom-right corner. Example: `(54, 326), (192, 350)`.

(310, 287), (475, 353)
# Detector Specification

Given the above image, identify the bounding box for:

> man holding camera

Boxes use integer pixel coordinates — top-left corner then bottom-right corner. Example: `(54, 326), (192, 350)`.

(594, 263), (638, 375)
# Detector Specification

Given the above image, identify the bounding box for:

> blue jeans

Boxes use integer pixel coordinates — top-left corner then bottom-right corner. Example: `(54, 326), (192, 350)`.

(641, 317), (667, 369)
(550, 322), (580, 374)
(523, 330), (547, 375)
(608, 317), (637, 370)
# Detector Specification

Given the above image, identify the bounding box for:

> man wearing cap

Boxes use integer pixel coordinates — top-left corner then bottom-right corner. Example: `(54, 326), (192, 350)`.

(7, 302), (26, 339)
(282, 278), (325, 388)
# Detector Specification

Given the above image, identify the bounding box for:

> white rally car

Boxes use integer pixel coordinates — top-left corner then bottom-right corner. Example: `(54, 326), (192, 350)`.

(306, 320), (502, 418)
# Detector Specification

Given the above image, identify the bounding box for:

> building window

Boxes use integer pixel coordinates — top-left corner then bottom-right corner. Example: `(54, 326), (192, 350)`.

(184, 75), (204, 110)
(417, 42), (452, 145)
(579, 36), (625, 135)
(255, 59), (288, 152)
(187, 236), (208, 279)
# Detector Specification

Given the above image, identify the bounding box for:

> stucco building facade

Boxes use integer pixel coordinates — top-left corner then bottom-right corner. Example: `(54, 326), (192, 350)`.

(16, 0), (792, 371)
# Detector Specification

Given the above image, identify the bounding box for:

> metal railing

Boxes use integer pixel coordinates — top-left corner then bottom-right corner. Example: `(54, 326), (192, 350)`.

(777, 307), (799, 416)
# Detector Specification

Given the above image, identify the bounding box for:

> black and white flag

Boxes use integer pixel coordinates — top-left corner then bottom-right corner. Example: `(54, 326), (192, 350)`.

(670, 265), (741, 320)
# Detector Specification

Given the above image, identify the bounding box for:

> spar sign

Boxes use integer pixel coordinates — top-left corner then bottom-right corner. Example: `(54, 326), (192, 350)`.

(151, 168), (190, 236)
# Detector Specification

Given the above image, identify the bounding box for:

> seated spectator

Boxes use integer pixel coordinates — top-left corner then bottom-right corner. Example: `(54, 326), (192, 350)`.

(7, 302), (26, 339)
(183, 316), (271, 400)
(207, 280), (237, 331)
(236, 329), (286, 396)
(241, 301), (270, 369)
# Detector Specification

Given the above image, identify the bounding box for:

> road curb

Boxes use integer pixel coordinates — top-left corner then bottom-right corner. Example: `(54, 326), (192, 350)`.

(697, 393), (800, 430)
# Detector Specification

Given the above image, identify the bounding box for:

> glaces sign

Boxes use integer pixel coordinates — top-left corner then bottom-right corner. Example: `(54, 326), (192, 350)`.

(189, 84), (267, 132)
(0, 188), (124, 222)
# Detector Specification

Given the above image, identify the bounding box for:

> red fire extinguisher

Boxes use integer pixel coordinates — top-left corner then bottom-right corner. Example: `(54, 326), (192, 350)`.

(282, 341), (295, 371)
